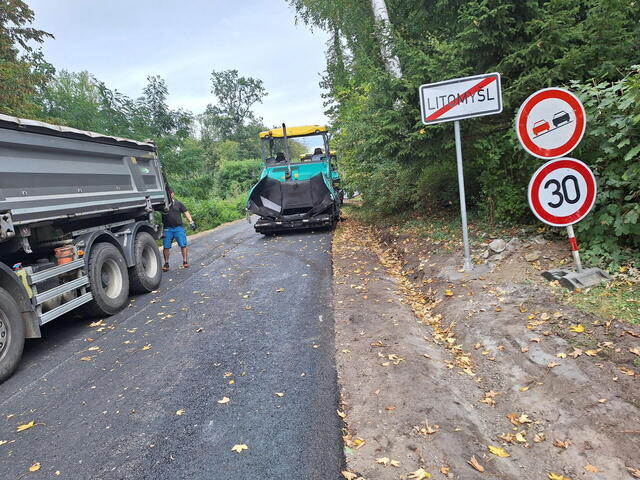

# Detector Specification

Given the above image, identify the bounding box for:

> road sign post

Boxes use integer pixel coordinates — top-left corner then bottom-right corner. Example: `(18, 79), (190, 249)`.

(420, 73), (502, 271)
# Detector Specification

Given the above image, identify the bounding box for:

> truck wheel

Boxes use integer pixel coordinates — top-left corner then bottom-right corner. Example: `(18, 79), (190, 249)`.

(0, 287), (25, 382)
(129, 232), (162, 294)
(84, 243), (130, 317)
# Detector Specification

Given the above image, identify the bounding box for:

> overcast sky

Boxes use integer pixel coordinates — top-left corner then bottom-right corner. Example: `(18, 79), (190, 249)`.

(27, 0), (330, 128)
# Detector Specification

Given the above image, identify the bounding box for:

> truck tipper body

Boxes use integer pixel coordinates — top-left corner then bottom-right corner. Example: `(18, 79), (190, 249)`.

(0, 114), (169, 381)
(246, 125), (341, 234)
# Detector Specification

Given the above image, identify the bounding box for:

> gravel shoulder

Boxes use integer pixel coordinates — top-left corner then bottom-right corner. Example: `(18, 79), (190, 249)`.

(333, 216), (640, 480)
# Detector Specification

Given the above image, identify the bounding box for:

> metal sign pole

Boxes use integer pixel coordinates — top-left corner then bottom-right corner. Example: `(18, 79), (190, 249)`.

(454, 120), (472, 272)
(565, 225), (583, 273)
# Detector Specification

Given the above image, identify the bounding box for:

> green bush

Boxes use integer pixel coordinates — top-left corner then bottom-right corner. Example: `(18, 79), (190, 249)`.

(181, 193), (247, 232)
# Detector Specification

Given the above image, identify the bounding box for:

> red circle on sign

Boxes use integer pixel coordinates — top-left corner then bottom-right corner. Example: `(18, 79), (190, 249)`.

(516, 88), (586, 159)
(527, 158), (596, 226)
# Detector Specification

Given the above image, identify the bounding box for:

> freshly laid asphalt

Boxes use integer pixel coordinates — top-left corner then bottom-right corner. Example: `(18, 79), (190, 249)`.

(0, 220), (343, 479)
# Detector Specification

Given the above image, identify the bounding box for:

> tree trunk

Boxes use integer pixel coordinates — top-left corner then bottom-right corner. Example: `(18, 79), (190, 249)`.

(370, 0), (402, 78)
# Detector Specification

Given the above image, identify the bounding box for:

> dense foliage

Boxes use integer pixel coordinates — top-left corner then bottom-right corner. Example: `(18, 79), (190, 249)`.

(0, 2), (269, 232)
(289, 0), (640, 264)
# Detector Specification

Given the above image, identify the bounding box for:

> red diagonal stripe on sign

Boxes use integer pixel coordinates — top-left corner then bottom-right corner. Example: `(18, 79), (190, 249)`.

(425, 75), (497, 122)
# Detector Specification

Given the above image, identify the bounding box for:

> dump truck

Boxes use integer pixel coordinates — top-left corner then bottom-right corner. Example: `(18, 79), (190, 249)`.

(247, 124), (341, 234)
(0, 114), (169, 382)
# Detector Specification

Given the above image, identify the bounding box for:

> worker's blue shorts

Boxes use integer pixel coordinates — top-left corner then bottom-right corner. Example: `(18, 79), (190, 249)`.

(163, 226), (188, 249)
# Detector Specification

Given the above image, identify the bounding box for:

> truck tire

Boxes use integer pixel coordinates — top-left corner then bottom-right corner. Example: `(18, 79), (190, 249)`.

(84, 243), (130, 317)
(129, 232), (162, 294)
(0, 287), (25, 382)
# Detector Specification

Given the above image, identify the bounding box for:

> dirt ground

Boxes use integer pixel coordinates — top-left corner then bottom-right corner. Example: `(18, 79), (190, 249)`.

(333, 216), (640, 480)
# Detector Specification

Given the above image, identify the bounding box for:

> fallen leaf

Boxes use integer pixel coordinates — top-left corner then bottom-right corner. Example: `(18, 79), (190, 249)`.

(629, 347), (640, 357)
(540, 312), (551, 320)
(16, 421), (37, 433)
(390, 460), (400, 467)
(569, 324), (585, 333)
(468, 456), (484, 472)
(408, 468), (432, 479)
(231, 443), (248, 453)
(569, 348), (583, 358)
(620, 366), (636, 376)
(337, 410), (346, 419)
(175, 409), (185, 416)
(275, 392), (285, 397)
(553, 439), (570, 449)
(584, 464), (600, 473)
(519, 386), (530, 392)
(217, 397), (230, 404)
(585, 349), (599, 356)
(79, 356), (93, 361)
(87, 346), (100, 351)
(351, 437), (365, 449)
(488, 445), (510, 457)
(342, 472), (358, 480)
(29, 462), (41, 472)
(626, 466), (640, 478)
(276, 288), (285, 292)
(376, 457), (390, 466)
(534, 432), (545, 443)
(440, 466), (450, 475)
(548, 474), (571, 480)
(480, 390), (499, 406)
(142, 344), (151, 350)
(547, 361), (560, 368)
(444, 290), (454, 296)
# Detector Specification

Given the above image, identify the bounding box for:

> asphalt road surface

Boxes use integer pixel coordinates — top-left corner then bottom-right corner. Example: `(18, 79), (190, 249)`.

(0, 220), (343, 479)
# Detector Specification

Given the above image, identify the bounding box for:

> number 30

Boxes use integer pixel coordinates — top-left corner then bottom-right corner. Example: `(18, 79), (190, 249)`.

(544, 175), (580, 208)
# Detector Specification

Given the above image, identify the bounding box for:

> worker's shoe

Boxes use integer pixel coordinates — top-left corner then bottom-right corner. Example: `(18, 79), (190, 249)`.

(182, 261), (190, 269)
(162, 263), (169, 272)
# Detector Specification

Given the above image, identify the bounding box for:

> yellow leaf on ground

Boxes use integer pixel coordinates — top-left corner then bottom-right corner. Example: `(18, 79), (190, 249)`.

(79, 356), (93, 361)
(142, 344), (151, 350)
(440, 466), (450, 475)
(175, 409), (185, 416)
(584, 464), (600, 473)
(341, 472), (358, 480)
(29, 462), (41, 472)
(337, 410), (346, 418)
(231, 443), (248, 453)
(468, 456), (484, 472)
(390, 460), (400, 467)
(16, 421), (36, 432)
(569, 324), (585, 333)
(488, 445), (510, 457)
(217, 397), (230, 404)
(626, 466), (640, 478)
(276, 288), (285, 292)
(408, 468), (432, 479)
(375, 457), (390, 466)
(444, 290), (454, 296)
(548, 473), (571, 480)
(630, 347), (640, 357)
(275, 392), (284, 397)
(553, 439), (570, 449)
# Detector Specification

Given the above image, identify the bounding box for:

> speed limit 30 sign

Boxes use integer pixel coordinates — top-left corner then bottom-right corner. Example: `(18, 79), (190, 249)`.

(528, 158), (596, 227)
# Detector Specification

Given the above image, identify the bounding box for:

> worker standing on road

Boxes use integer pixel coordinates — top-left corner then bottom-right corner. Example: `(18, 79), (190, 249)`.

(162, 190), (196, 271)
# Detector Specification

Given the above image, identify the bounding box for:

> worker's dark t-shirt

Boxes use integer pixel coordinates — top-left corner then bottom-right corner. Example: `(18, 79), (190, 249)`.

(162, 201), (187, 228)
